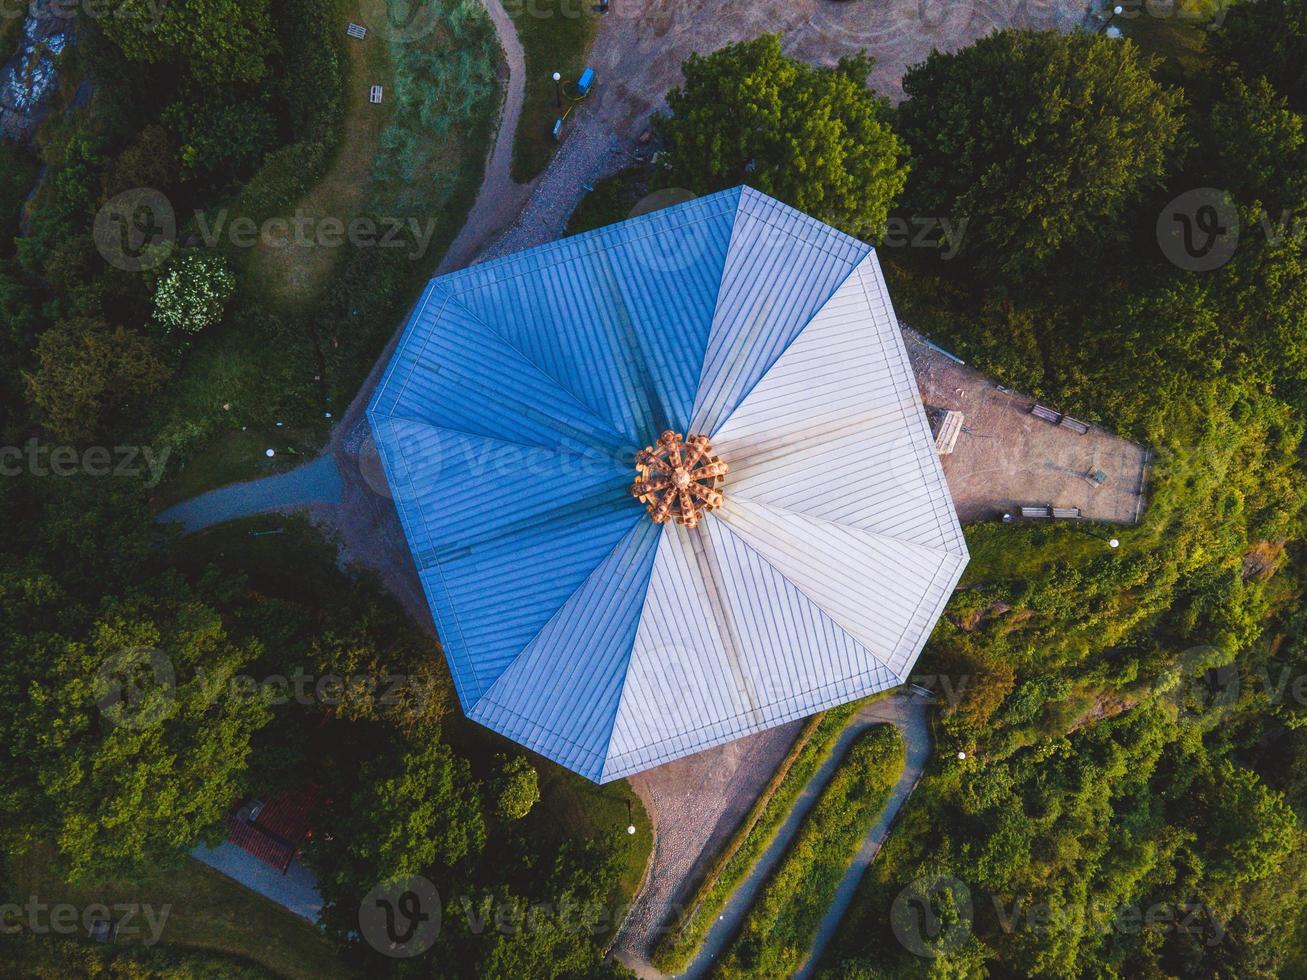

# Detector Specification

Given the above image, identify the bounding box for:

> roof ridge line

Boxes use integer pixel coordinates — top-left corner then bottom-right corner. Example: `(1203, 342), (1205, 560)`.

(470, 517), (661, 730)
(697, 249), (875, 438)
(708, 515), (904, 683)
(724, 494), (969, 561)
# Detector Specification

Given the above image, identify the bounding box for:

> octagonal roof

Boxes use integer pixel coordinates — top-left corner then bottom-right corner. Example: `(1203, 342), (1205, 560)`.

(367, 186), (967, 782)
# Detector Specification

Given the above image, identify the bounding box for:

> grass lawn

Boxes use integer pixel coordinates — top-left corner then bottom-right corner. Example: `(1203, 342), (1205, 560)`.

(6, 846), (351, 980)
(714, 725), (906, 979)
(242, 0), (394, 315)
(535, 764), (653, 920)
(651, 696), (885, 973)
(506, 0), (600, 182)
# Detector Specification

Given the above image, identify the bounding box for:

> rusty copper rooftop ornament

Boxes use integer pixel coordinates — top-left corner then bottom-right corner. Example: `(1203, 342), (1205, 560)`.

(632, 430), (728, 528)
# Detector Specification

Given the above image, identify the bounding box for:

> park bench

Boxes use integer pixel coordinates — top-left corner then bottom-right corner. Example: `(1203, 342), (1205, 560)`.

(1052, 507), (1082, 520)
(1020, 505), (1052, 519)
(1059, 415), (1090, 434)
(346, 23), (367, 40)
(1031, 404), (1061, 424)
(369, 85), (383, 104)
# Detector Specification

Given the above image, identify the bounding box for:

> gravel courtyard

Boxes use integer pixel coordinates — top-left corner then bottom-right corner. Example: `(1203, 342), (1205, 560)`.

(904, 328), (1150, 524)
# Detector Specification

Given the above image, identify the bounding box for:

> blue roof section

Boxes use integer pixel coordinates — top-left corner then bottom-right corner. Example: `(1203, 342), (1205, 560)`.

(371, 285), (627, 456)
(445, 190), (740, 444)
(367, 186), (966, 783)
(471, 518), (662, 781)
(370, 417), (640, 705)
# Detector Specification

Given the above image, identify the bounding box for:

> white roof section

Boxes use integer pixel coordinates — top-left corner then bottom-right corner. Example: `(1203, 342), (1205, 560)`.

(601, 252), (967, 780)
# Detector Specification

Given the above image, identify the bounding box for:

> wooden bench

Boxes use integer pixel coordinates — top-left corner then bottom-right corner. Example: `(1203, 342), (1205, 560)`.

(1031, 404), (1060, 424)
(369, 85), (384, 104)
(1052, 507), (1082, 520)
(1059, 415), (1089, 434)
(346, 22), (367, 39)
(1020, 506), (1052, 519)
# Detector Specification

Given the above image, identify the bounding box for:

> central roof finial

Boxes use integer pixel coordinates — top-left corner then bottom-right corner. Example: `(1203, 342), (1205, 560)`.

(632, 431), (728, 528)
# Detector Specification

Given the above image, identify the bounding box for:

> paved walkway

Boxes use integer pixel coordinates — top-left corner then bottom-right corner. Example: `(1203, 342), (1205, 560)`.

(618, 690), (930, 979)
(436, 0), (532, 274)
(190, 843), (323, 922)
(157, 454), (343, 535)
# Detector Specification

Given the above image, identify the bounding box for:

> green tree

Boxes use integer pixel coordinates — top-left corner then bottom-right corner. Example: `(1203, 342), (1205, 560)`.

(1194, 761), (1296, 884)
(152, 251), (237, 337)
(1208, 0), (1307, 111)
(1205, 76), (1307, 208)
(102, 0), (277, 85)
(491, 754), (540, 821)
(309, 740), (486, 889)
(657, 35), (908, 240)
(0, 523), (272, 880)
(897, 30), (1185, 283)
(23, 318), (171, 442)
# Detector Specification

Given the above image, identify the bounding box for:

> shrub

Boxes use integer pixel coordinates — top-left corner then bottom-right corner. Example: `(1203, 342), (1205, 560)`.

(715, 725), (907, 978)
(153, 251), (236, 336)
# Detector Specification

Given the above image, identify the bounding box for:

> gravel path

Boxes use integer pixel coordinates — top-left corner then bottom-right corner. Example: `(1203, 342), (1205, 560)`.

(435, 0), (533, 273)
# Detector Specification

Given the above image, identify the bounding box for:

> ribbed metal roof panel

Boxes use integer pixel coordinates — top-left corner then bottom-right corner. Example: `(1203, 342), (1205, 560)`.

(471, 518), (661, 781)
(689, 187), (872, 436)
(713, 254), (966, 553)
(449, 190), (740, 443)
(603, 518), (899, 780)
(371, 417), (641, 706)
(367, 187), (968, 783)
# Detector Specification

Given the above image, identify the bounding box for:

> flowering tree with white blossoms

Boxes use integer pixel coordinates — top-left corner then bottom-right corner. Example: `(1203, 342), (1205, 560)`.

(152, 251), (236, 336)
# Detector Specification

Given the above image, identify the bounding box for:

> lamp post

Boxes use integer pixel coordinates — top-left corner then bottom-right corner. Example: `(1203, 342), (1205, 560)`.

(1100, 3), (1124, 31)
(553, 71), (562, 108)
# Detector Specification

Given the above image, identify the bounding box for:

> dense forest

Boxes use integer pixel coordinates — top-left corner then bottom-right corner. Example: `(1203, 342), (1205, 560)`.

(2, 0), (1306, 978)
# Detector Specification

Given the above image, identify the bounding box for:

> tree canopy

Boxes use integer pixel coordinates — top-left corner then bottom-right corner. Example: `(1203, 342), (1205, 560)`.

(897, 30), (1185, 284)
(657, 34), (908, 240)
